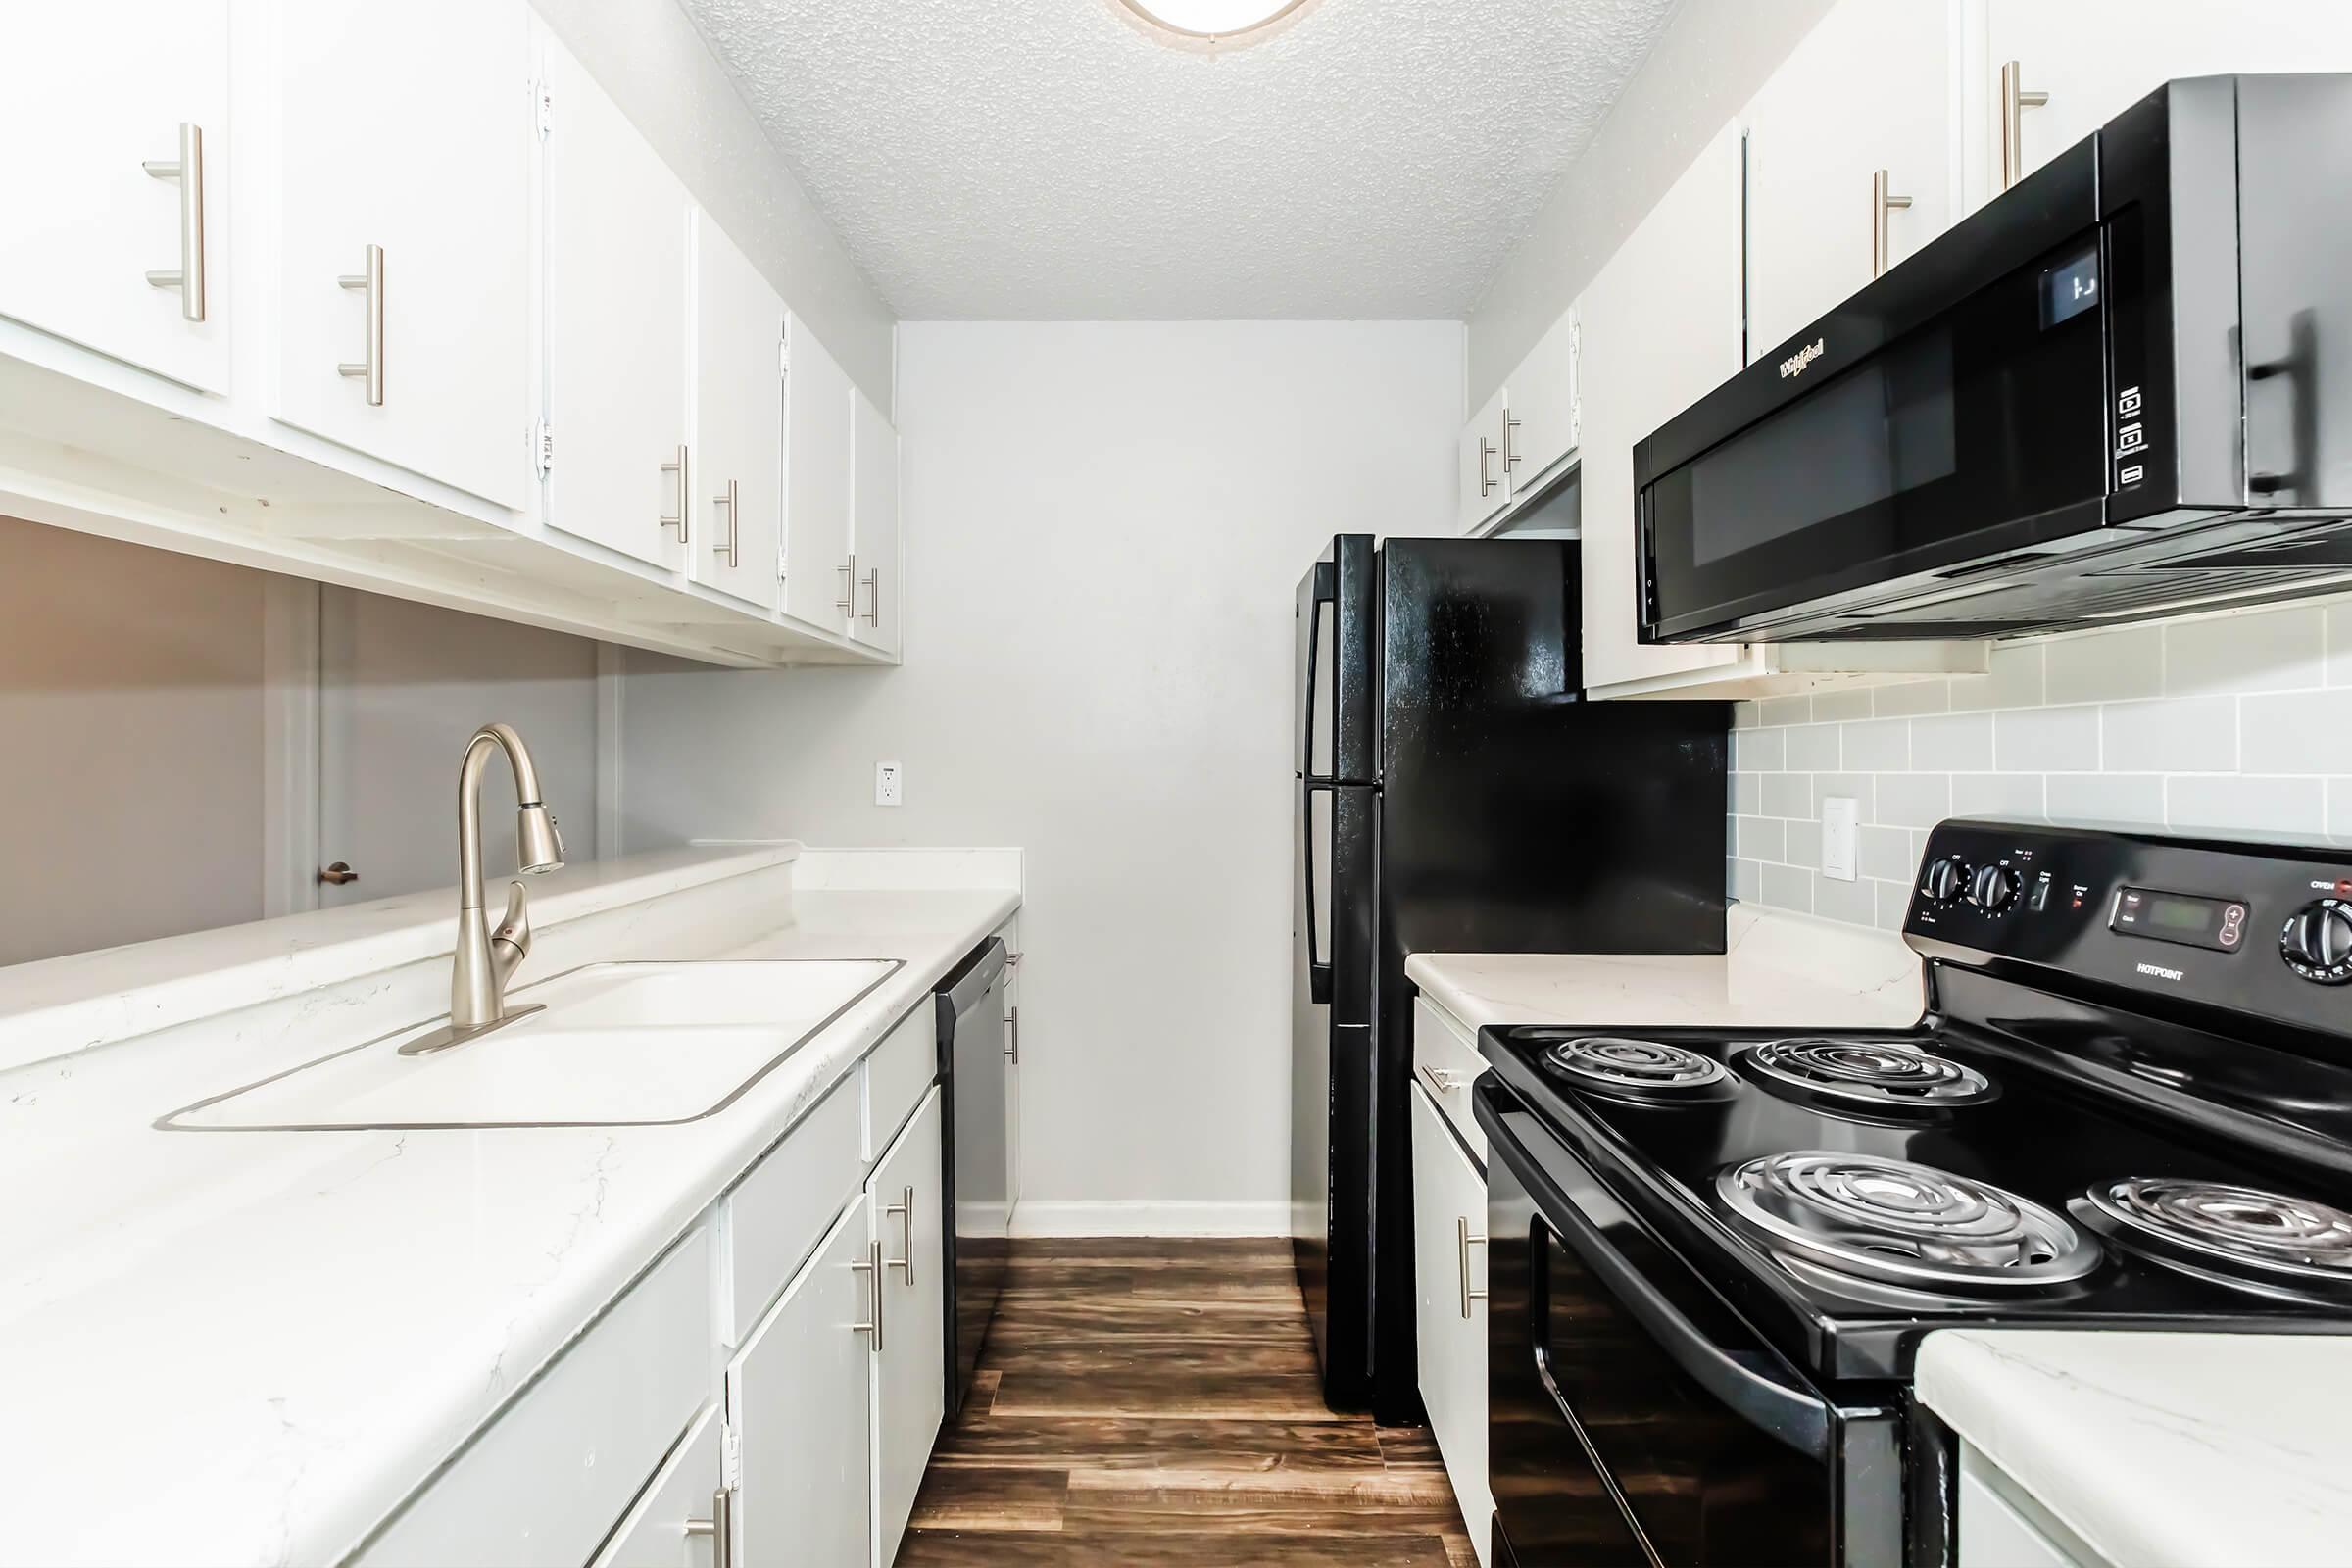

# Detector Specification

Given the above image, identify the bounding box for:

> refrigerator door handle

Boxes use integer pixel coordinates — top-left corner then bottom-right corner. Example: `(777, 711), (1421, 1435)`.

(1300, 559), (1335, 782)
(1303, 781), (1333, 1004)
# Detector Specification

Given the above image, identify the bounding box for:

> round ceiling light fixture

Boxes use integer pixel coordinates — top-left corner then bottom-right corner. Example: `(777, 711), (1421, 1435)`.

(1114, 0), (1319, 51)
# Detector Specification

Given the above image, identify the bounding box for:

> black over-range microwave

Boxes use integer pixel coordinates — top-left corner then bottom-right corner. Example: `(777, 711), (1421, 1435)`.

(1638, 74), (2352, 644)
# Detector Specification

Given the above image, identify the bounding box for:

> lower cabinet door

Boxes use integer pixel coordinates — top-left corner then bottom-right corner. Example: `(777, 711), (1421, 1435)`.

(592, 1405), (726, 1568)
(1411, 1083), (1493, 1564)
(729, 1197), (875, 1568)
(871, 1084), (947, 1562)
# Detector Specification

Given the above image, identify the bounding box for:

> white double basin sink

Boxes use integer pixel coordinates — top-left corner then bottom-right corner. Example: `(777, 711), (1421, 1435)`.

(160, 959), (902, 1130)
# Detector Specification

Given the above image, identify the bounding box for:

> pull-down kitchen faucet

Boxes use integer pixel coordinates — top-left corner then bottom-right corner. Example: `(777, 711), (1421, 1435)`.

(400, 722), (565, 1055)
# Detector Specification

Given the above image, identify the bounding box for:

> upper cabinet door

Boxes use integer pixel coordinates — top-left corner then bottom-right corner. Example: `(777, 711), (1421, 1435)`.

(692, 213), (784, 609)
(0, 1), (231, 392)
(1745, 0), (1954, 357)
(274, 0), (532, 510)
(1454, 383), (1510, 533)
(1507, 307), (1579, 496)
(851, 386), (902, 657)
(539, 27), (693, 573)
(1987, 1), (2352, 195)
(781, 316), (854, 633)
(1578, 122), (1746, 693)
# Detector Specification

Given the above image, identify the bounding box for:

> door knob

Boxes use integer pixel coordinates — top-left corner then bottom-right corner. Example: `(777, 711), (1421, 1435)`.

(318, 861), (360, 886)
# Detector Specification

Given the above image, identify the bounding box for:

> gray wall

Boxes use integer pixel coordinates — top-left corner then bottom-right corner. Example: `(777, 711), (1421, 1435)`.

(1466, 0), (1835, 408)
(533, 0), (898, 409)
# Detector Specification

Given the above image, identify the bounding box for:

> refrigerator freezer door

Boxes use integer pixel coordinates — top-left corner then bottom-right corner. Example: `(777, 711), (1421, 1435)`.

(1296, 536), (1378, 785)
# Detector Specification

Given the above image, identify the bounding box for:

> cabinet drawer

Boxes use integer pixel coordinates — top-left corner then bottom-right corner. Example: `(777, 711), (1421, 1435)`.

(864, 1003), (936, 1160)
(728, 1074), (862, 1338)
(1412, 996), (1486, 1162)
(357, 1227), (711, 1567)
(590, 1404), (723, 1568)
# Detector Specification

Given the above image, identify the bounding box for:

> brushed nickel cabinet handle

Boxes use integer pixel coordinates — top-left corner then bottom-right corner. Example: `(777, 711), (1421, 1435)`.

(683, 1486), (734, 1568)
(836, 555), (856, 616)
(1458, 1216), (1488, 1319)
(1501, 409), (1521, 473)
(1419, 1063), (1464, 1095)
(336, 244), (385, 406)
(1477, 437), (1496, 498)
(142, 122), (206, 321)
(850, 1239), (884, 1348)
(1871, 170), (1913, 278)
(661, 445), (691, 542)
(318, 861), (359, 887)
(860, 566), (880, 626)
(886, 1184), (915, 1284)
(2000, 61), (2049, 192)
(712, 478), (739, 566)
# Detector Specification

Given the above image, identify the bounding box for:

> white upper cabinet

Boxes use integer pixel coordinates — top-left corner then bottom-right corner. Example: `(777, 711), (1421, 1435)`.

(1745, 0), (1955, 356)
(782, 315), (855, 634)
(273, 0), (532, 510)
(1455, 381), (1511, 533)
(1986, 1), (2352, 198)
(1507, 307), (1579, 497)
(851, 386), (902, 658)
(538, 25), (692, 573)
(0, 1), (231, 393)
(1578, 122), (1747, 693)
(692, 213), (785, 611)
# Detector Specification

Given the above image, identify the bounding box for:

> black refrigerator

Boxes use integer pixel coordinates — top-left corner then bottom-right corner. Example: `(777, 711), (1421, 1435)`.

(1292, 534), (1730, 1420)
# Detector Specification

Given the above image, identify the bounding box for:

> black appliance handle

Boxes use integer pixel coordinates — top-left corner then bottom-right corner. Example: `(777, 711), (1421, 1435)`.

(1299, 559), (1334, 783)
(1479, 1092), (1833, 1464)
(1301, 781), (1333, 1004)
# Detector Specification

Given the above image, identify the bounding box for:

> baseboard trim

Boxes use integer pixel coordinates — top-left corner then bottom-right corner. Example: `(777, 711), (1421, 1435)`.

(1008, 1200), (1288, 1239)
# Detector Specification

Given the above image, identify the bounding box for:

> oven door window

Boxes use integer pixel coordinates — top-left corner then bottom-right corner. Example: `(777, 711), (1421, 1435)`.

(1532, 1171), (1834, 1563)
(1644, 233), (2109, 635)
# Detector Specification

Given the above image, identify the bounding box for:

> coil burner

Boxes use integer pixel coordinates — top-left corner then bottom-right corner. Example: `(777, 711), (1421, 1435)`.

(2075, 1178), (2352, 1298)
(1735, 1037), (1996, 1110)
(1716, 1151), (2100, 1293)
(1541, 1036), (1734, 1103)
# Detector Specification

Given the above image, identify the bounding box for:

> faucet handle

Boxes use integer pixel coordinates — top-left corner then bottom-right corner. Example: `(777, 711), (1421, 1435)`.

(491, 880), (533, 960)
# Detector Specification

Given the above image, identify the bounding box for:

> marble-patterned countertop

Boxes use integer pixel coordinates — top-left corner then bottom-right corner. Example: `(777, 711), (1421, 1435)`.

(1919, 1329), (2352, 1567)
(1405, 903), (1925, 1031)
(0, 846), (1019, 1567)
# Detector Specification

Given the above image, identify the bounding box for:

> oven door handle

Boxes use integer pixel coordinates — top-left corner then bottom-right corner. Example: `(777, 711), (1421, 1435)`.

(1487, 1113), (1834, 1464)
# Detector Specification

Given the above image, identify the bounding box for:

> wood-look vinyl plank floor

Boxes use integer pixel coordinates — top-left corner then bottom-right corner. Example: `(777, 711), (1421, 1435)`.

(898, 1238), (1475, 1566)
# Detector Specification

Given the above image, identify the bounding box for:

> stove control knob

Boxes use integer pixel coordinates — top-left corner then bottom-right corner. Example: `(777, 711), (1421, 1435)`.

(2280, 899), (2352, 982)
(1920, 858), (1970, 905)
(1968, 861), (2020, 913)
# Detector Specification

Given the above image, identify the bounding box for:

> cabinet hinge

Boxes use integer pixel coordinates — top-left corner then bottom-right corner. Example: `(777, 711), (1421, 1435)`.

(721, 1418), (742, 1490)
(778, 339), (790, 377)
(534, 420), (554, 477)
(536, 81), (553, 139)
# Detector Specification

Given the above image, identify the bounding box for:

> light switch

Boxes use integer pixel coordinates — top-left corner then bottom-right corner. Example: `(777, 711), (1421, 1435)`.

(1822, 796), (1859, 882)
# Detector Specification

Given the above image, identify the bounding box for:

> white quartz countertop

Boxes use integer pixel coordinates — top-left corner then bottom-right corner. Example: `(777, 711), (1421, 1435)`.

(0, 847), (1018, 1567)
(1918, 1329), (2352, 1567)
(1405, 904), (1925, 1032)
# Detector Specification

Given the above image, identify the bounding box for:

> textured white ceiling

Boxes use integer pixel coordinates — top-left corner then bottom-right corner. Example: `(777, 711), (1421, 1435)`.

(676, 0), (1683, 318)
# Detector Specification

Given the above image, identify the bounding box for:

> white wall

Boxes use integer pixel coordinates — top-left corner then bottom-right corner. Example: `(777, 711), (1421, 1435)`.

(1466, 0), (1834, 407)
(1729, 601), (2352, 930)
(532, 0), (897, 408)
(620, 320), (1463, 1229)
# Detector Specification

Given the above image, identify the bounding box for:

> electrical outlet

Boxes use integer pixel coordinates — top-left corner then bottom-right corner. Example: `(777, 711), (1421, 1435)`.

(875, 760), (904, 808)
(1822, 796), (1859, 882)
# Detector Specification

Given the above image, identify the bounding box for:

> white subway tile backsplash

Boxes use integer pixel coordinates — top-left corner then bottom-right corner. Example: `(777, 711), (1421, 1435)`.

(1812, 688), (1875, 722)
(1734, 700), (1763, 728)
(1872, 679), (1951, 717)
(2167, 775), (2326, 837)
(1813, 773), (1875, 819)
(1761, 863), (1813, 912)
(2045, 626), (2163, 706)
(1952, 772), (2044, 820)
(1786, 818), (1822, 870)
(2327, 603), (2352, 687)
(1874, 880), (1915, 931)
(1911, 711), (1993, 771)
(1760, 695), (1812, 727)
(2101, 697), (2236, 774)
(1812, 870), (1876, 926)
(1732, 858), (1763, 902)
(1994, 705), (2099, 770)
(1762, 772), (1812, 819)
(1971, 642), (2045, 710)
(1736, 727), (1784, 770)
(1736, 815), (1786, 861)
(1735, 771), (1763, 815)
(1877, 773), (1952, 828)
(2241, 691), (2352, 774)
(2328, 780), (2352, 843)
(1843, 718), (1910, 771)
(1786, 722), (1841, 770)
(2167, 607), (2325, 696)
(2046, 772), (2163, 826)
(1858, 824), (1916, 882)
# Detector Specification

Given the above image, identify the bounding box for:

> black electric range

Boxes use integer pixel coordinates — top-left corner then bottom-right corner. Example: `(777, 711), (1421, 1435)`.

(1474, 820), (2352, 1568)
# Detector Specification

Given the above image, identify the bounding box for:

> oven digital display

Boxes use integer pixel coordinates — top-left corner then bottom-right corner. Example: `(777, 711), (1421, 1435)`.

(2111, 887), (2248, 953)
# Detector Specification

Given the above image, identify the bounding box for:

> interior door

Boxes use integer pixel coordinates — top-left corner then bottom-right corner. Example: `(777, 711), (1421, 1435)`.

(850, 388), (902, 656)
(316, 588), (599, 906)
(870, 1087), (945, 1561)
(781, 315), (854, 632)
(1987, 2), (2352, 195)
(691, 212), (783, 608)
(540, 26), (692, 571)
(1744, 0), (1954, 356)
(274, 0), (532, 509)
(0, 0), (230, 391)
(728, 1198), (874, 1568)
